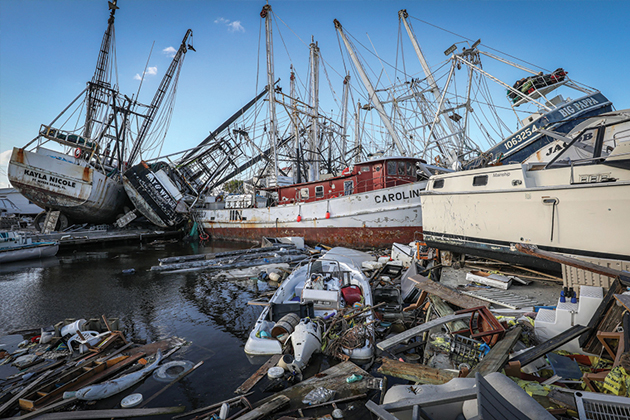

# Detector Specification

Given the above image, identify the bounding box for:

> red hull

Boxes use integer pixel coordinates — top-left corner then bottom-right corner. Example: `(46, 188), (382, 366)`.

(204, 226), (423, 249)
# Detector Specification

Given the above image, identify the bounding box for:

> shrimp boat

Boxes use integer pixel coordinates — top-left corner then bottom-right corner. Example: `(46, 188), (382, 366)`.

(244, 247), (375, 363)
(7, 1), (193, 230)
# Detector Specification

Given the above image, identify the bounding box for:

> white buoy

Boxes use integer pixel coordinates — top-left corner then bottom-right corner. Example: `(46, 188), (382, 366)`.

(121, 393), (143, 408)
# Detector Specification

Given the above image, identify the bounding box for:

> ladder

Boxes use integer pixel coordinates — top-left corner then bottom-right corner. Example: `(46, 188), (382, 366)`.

(42, 210), (60, 234)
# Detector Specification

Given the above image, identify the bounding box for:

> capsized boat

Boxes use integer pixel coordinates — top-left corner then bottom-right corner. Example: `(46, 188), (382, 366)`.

(8, 1), (193, 230)
(421, 109), (630, 271)
(244, 247), (375, 363)
(0, 231), (58, 264)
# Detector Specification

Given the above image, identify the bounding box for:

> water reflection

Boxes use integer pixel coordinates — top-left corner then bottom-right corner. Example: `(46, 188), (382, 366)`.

(0, 240), (280, 409)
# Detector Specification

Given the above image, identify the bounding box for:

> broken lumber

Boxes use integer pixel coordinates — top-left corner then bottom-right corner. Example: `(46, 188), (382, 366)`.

(24, 406), (186, 419)
(377, 313), (472, 352)
(410, 274), (490, 308)
(0, 370), (53, 417)
(377, 358), (458, 385)
(514, 243), (630, 285)
(234, 395), (290, 420)
(235, 354), (282, 394)
(510, 325), (590, 368)
(467, 326), (522, 377)
(173, 394), (253, 419)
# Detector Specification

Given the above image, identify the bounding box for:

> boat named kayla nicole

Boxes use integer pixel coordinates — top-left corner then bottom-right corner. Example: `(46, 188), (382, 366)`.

(421, 110), (630, 272)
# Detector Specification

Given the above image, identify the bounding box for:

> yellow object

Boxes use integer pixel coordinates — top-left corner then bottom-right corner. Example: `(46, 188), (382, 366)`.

(603, 366), (630, 396)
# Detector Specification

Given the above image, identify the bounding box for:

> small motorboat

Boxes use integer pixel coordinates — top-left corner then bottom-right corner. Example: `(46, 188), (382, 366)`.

(0, 231), (59, 264)
(244, 247), (375, 364)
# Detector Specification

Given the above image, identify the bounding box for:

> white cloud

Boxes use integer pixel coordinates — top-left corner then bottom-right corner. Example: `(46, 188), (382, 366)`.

(163, 46), (176, 58)
(133, 66), (158, 81)
(228, 21), (245, 33)
(214, 16), (245, 32)
(0, 149), (13, 188)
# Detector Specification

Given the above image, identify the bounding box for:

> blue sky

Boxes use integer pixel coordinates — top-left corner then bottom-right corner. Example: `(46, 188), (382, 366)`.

(1, 0), (629, 187)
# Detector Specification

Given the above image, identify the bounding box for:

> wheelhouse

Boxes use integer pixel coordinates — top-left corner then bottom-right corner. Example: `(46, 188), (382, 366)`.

(275, 157), (425, 205)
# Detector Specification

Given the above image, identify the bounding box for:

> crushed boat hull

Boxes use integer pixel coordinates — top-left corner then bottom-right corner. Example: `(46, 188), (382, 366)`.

(8, 148), (128, 223)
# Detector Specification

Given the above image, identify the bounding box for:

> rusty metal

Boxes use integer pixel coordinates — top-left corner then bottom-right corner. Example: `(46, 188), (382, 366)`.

(455, 306), (505, 346)
(205, 226), (423, 249)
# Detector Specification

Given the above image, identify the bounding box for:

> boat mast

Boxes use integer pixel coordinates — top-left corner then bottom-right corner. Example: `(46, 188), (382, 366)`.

(261, 4), (279, 179)
(334, 19), (407, 156)
(290, 68), (302, 183)
(340, 73), (351, 165)
(126, 29), (194, 166)
(354, 101), (361, 163)
(399, 9), (461, 162)
(309, 38), (320, 181)
(84, 0), (119, 140)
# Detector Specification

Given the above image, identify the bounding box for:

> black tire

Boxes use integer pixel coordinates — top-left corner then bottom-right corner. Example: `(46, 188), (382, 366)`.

(33, 212), (46, 232)
(56, 213), (69, 231)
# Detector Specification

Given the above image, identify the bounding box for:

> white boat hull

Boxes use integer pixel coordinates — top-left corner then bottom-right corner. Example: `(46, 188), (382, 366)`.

(196, 181), (427, 248)
(422, 164), (630, 269)
(8, 148), (129, 223)
(0, 243), (59, 264)
(244, 247), (375, 363)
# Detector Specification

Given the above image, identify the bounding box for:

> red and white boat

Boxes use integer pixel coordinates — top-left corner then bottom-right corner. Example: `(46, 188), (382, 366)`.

(194, 156), (445, 248)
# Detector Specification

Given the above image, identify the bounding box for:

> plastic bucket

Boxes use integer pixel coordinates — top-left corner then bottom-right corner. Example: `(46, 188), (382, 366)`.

(60, 319), (86, 338)
(271, 313), (300, 338)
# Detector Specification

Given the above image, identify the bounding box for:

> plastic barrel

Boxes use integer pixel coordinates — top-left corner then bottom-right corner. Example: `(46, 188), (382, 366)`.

(271, 313), (300, 338)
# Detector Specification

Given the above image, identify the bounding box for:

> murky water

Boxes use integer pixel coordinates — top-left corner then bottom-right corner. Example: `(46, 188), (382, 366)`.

(0, 240), (288, 415)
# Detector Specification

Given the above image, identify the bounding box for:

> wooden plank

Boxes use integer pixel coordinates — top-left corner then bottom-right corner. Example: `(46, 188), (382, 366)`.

(377, 358), (458, 385)
(365, 400), (400, 420)
(614, 294), (630, 312)
(379, 388), (478, 411)
(579, 279), (620, 349)
(377, 313), (471, 351)
(410, 275), (489, 308)
(514, 243), (630, 285)
(234, 395), (290, 420)
(467, 326), (522, 377)
(254, 361), (371, 409)
(10, 398), (77, 420)
(510, 325), (590, 368)
(29, 406), (186, 419)
(0, 370), (53, 417)
(235, 354), (282, 394)
(172, 393), (253, 420)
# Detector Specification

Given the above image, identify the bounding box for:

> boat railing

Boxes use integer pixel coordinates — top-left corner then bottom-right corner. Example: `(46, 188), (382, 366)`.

(39, 125), (98, 152)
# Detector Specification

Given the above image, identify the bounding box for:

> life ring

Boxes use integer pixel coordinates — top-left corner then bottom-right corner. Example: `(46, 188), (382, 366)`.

(199, 232), (209, 241)
(74, 148), (82, 158)
(216, 196), (223, 202)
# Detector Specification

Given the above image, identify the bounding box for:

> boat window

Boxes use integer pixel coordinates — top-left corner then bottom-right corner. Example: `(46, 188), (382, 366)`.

(375, 165), (381, 172)
(387, 161), (397, 175)
(398, 161), (406, 175)
(433, 179), (445, 189)
(344, 180), (354, 196)
(407, 162), (415, 176)
(300, 188), (309, 199)
(472, 175), (488, 186)
(315, 185), (324, 198)
(361, 166), (370, 172)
